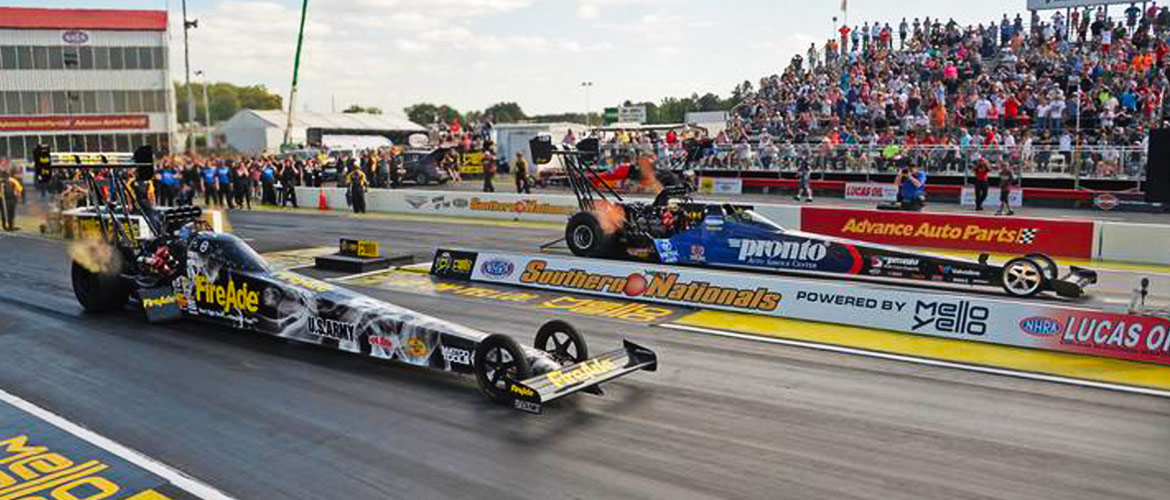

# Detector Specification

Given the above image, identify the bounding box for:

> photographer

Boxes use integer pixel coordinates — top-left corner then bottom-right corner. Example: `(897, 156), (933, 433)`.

(894, 162), (926, 211)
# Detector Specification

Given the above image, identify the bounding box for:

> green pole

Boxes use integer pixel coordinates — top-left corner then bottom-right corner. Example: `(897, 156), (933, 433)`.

(282, 0), (310, 148)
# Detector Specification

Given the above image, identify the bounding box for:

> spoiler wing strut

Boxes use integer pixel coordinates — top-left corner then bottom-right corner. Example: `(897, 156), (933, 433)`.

(508, 339), (657, 414)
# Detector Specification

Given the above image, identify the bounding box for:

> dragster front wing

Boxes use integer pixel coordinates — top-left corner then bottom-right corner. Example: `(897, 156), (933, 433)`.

(508, 339), (657, 414)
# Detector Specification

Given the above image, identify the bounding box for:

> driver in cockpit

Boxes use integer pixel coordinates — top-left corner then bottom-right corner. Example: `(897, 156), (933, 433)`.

(660, 199), (690, 236)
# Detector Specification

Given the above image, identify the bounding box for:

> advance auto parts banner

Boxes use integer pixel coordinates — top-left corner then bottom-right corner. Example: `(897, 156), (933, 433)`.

(800, 207), (1094, 258)
(436, 249), (1170, 366)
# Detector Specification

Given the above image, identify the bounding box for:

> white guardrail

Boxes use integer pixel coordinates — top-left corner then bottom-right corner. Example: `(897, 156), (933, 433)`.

(432, 249), (1170, 366)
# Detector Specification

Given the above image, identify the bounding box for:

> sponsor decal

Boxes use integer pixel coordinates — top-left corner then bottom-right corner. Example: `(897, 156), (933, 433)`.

(943, 265), (983, 278)
(844, 183), (898, 201)
(690, 244), (706, 262)
(1020, 316), (1062, 336)
(467, 198), (576, 215)
(142, 294), (179, 309)
(441, 345), (472, 366)
(519, 260), (781, 311)
(729, 238), (828, 263)
(1093, 193), (1120, 211)
(193, 275), (259, 313)
(370, 335), (395, 349)
(0, 434), (122, 499)
(452, 198), (470, 208)
(510, 384), (535, 397)
(840, 219), (1036, 244)
(405, 195), (429, 209)
(538, 296), (675, 323)
(546, 358), (619, 389)
(307, 317), (357, 342)
(61, 29), (89, 44)
(1059, 315), (1170, 354)
(431, 250), (477, 280)
(795, 291), (908, 312)
(912, 300), (989, 335)
(513, 399), (541, 413)
(405, 337), (430, 358)
(871, 256), (920, 272)
(479, 258), (515, 278)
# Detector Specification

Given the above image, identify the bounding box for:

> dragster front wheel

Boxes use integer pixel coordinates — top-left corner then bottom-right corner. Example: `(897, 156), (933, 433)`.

(1000, 257), (1047, 297)
(565, 212), (616, 258)
(71, 260), (130, 313)
(535, 320), (589, 365)
(474, 334), (532, 404)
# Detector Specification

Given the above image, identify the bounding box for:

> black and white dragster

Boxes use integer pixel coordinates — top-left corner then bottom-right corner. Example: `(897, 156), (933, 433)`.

(53, 147), (656, 414)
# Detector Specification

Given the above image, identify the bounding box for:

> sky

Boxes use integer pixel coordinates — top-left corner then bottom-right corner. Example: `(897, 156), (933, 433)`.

(10, 0), (1047, 117)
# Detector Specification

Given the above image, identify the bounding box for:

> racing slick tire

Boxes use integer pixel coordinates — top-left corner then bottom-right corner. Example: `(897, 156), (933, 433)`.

(474, 334), (532, 404)
(71, 260), (130, 313)
(1025, 253), (1059, 282)
(1000, 257), (1047, 298)
(534, 320), (589, 364)
(565, 212), (617, 258)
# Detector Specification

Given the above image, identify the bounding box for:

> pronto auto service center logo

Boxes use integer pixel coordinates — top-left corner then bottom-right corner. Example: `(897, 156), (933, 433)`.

(62, 29), (89, 44)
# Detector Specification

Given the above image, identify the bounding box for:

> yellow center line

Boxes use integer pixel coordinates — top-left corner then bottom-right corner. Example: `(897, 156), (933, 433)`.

(674, 310), (1170, 391)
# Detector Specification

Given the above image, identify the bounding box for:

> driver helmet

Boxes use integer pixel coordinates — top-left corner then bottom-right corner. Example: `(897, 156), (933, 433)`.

(667, 199), (680, 212)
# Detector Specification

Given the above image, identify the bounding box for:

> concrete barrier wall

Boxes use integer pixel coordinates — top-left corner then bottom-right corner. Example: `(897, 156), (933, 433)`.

(1097, 222), (1170, 265)
(297, 186), (1168, 266)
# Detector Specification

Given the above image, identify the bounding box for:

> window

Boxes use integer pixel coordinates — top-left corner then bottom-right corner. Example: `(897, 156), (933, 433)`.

(54, 135), (70, 152)
(127, 90), (142, 113)
(32, 46), (48, 69)
(79, 46), (94, 70)
(112, 91), (127, 113)
(20, 92), (36, 114)
(154, 90), (167, 113)
(4, 92), (19, 115)
(0, 137), (8, 159)
(96, 91), (113, 113)
(51, 91), (67, 114)
(0, 46), (16, 69)
(109, 47), (124, 70)
(115, 134), (129, 151)
(99, 134), (114, 152)
(0, 92), (6, 115)
(94, 46), (109, 70)
(123, 47), (139, 70)
(82, 91), (97, 113)
(138, 48), (153, 70)
(36, 92), (52, 114)
(16, 46), (32, 69)
(10, 136), (26, 159)
(48, 46), (64, 69)
(152, 47), (165, 70)
(62, 46), (78, 69)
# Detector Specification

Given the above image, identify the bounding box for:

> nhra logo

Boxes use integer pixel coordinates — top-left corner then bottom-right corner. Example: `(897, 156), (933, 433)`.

(1020, 316), (1062, 336)
(441, 346), (472, 366)
(479, 259), (515, 278)
(729, 239), (828, 263)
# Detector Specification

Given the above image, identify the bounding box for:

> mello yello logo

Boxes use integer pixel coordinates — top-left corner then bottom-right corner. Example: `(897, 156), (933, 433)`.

(194, 275), (258, 313)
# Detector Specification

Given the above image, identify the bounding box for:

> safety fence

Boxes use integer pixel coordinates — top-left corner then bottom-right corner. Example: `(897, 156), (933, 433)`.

(596, 142), (1147, 181)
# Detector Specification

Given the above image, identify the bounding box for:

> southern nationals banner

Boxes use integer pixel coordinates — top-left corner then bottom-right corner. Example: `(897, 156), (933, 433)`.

(433, 249), (1170, 366)
(800, 207), (1095, 258)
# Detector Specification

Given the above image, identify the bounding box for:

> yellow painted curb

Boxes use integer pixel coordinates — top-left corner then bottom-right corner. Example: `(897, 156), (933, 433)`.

(675, 310), (1170, 391)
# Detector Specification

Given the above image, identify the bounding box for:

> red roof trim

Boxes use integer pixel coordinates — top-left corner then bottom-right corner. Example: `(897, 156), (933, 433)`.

(0, 7), (167, 31)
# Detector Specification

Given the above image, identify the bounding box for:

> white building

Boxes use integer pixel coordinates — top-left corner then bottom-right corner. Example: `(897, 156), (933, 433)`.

(0, 7), (175, 162)
(216, 109), (427, 154)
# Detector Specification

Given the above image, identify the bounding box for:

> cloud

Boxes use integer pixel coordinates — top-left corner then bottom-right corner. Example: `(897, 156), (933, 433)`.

(576, 0), (679, 20)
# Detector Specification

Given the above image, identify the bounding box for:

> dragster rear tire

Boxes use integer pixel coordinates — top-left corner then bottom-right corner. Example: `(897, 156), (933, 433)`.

(1025, 253), (1059, 281)
(535, 320), (589, 364)
(71, 260), (130, 313)
(474, 334), (532, 404)
(566, 212), (616, 258)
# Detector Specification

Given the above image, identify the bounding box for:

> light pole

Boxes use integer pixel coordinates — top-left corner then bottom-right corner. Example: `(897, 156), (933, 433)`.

(195, 70), (211, 150)
(283, 0), (311, 149)
(581, 81), (593, 128)
(181, 0), (198, 153)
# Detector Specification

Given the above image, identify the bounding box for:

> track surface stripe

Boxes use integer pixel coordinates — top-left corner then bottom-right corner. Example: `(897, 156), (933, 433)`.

(0, 388), (236, 500)
(670, 310), (1170, 393)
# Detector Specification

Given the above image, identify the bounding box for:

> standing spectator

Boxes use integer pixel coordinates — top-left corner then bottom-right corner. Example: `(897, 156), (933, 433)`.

(973, 158), (991, 211)
(996, 163), (1016, 215)
(346, 165), (367, 213)
(260, 162), (277, 205)
(201, 162), (218, 207)
(216, 161), (232, 208)
(375, 152), (390, 189)
(233, 162), (251, 210)
(281, 161), (299, 208)
(155, 161), (178, 207)
(0, 169), (22, 231)
(482, 149), (496, 192)
(389, 148), (403, 188)
(794, 160), (813, 202)
(513, 151), (531, 194)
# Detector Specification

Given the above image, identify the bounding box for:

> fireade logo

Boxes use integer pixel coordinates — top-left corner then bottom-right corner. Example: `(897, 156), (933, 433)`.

(194, 275), (258, 313)
(729, 239), (828, 262)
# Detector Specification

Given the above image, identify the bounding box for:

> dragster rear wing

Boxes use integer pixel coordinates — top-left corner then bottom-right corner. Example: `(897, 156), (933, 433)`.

(508, 339), (657, 414)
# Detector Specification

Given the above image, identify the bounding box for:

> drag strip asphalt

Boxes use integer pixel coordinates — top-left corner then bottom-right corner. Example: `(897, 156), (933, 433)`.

(1, 214), (1169, 499)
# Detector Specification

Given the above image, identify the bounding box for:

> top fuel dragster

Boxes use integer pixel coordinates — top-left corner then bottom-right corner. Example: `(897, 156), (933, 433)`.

(528, 137), (1097, 299)
(49, 146), (656, 414)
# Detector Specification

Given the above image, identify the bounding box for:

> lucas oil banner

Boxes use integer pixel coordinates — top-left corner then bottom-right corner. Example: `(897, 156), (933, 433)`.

(435, 249), (1170, 366)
